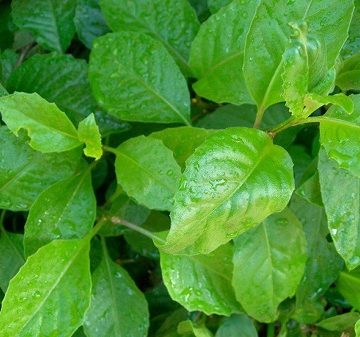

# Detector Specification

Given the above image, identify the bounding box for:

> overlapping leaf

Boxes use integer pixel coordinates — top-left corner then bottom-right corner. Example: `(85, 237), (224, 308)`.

(164, 127), (294, 255)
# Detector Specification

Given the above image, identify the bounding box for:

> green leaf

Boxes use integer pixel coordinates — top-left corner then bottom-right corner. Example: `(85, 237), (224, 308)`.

(150, 127), (213, 170)
(24, 166), (96, 256)
(74, 0), (109, 49)
(207, 0), (232, 13)
(318, 149), (360, 270)
(232, 209), (307, 323)
(0, 4), (13, 50)
(244, 0), (353, 111)
(11, 0), (77, 52)
(281, 23), (337, 118)
(0, 238), (91, 337)
(189, 0), (257, 105)
(296, 172), (322, 206)
(177, 320), (213, 337)
(160, 244), (241, 316)
(78, 113), (103, 160)
(7, 53), (97, 125)
(290, 196), (343, 324)
(0, 92), (81, 153)
(0, 82), (8, 97)
(89, 32), (191, 125)
(154, 309), (188, 337)
(342, 0), (360, 57)
(337, 269), (360, 310)
(337, 53), (360, 91)
(317, 312), (360, 331)
(319, 94), (360, 178)
(100, 0), (199, 75)
(189, 0), (210, 22)
(0, 228), (25, 292)
(83, 239), (149, 337)
(164, 127), (294, 255)
(215, 314), (258, 337)
(0, 127), (81, 211)
(114, 135), (182, 211)
(0, 49), (17, 84)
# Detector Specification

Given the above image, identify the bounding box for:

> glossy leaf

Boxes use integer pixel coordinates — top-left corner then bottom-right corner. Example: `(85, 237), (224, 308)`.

(7, 53), (97, 125)
(160, 244), (241, 316)
(74, 0), (109, 48)
(189, 0), (257, 105)
(150, 127), (213, 169)
(207, 0), (232, 13)
(318, 149), (360, 270)
(83, 240), (149, 337)
(232, 209), (307, 322)
(342, 0), (360, 57)
(11, 0), (77, 52)
(337, 269), (360, 310)
(290, 196), (343, 324)
(0, 238), (91, 337)
(114, 135), (182, 211)
(317, 312), (360, 331)
(24, 166), (96, 256)
(89, 32), (191, 125)
(244, 0), (353, 110)
(100, 0), (199, 75)
(164, 127), (294, 255)
(337, 53), (360, 91)
(0, 228), (25, 292)
(319, 94), (360, 178)
(0, 127), (81, 211)
(78, 113), (103, 160)
(0, 92), (81, 153)
(215, 314), (258, 337)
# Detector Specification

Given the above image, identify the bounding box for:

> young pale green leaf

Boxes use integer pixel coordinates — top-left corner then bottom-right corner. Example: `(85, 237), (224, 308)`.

(290, 196), (343, 324)
(337, 269), (360, 310)
(0, 127), (81, 211)
(189, 0), (257, 105)
(0, 238), (91, 337)
(337, 53), (360, 91)
(0, 228), (25, 292)
(244, 0), (353, 111)
(207, 0), (232, 13)
(232, 209), (306, 323)
(7, 53), (97, 125)
(164, 127), (294, 255)
(320, 94), (360, 178)
(281, 23), (337, 118)
(215, 314), (258, 337)
(100, 0), (199, 75)
(24, 166), (96, 256)
(150, 127), (213, 170)
(89, 32), (191, 125)
(177, 320), (213, 337)
(357, 320), (360, 337)
(74, 0), (109, 48)
(160, 244), (241, 316)
(0, 92), (81, 153)
(114, 136), (182, 211)
(78, 113), (103, 160)
(318, 149), (360, 270)
(11, 0), (77, 52)
(83, 240), (149, 337)
(316, 312), (360, 332)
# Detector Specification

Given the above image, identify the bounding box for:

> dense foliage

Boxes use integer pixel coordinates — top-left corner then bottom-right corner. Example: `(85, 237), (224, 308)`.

(0, 0), (360, 336)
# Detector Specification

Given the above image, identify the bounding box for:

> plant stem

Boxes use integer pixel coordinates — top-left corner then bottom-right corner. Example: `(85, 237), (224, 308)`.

(267, 323), (275, 337)
(253, 105), (265, 128)
(103, 145), (118, 155)
(270, 116), (325, 134)
(110, 216), (166, 244)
